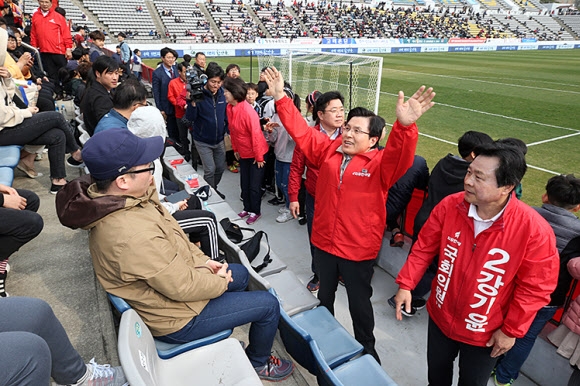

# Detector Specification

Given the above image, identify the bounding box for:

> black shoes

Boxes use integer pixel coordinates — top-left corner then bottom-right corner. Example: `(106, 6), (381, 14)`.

(268, 197), (285, 206)
(388, 295), (427, 317)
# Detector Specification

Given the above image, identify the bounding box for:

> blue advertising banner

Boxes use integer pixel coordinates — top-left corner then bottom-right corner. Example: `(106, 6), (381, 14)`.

(391, 46), (421, 53)
(235, 49), (281, 56)
(521, 38), (538, 43)
(496, 46), (518, 51)
(576, 44), (580, 49)
(399, 38), (448, 44)
(321, 47), (358, 54)
(448, 46), (474, 52)
(140, 50), (184, 59)
(538, 45), (557, 50)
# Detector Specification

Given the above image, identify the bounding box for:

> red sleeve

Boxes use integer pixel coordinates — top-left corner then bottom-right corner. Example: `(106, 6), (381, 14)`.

(59, 14), (73, 49)
(30, 17), (38, 47)
(395, 198), (445, 291)
(288, 146), (305, 203)
(275, 96), (333, 169)
(380, 120), (418, 192)
(502, 226), (558, 338)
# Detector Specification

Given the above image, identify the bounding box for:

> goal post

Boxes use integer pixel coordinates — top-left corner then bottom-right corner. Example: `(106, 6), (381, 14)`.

(257, 50), (383, 114)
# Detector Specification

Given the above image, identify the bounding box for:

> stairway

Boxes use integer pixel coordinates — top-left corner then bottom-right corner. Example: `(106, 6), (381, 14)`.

(144, 0), (169, 42)
(198, 2), (225, 42)
(246, 5), (272, 39)
(67, 0), (109, 36)
(286, 7), (313, 38)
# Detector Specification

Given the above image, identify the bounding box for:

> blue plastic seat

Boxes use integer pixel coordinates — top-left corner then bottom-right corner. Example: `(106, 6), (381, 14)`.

(0, 145), (22, 186)
(273, 288), (363, 375)
(310, 340), (398, 386)
(107, 293), (233, 359)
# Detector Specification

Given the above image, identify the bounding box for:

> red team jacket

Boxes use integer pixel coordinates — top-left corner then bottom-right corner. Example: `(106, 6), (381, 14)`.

(31, 8), (72, 55)
(276, 96), (418, 262)
(396, 191), (559, 345)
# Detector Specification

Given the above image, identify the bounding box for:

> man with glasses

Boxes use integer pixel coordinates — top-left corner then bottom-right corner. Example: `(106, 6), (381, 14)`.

(185, 62), (228, 198)
(56, 128), (295, 382)
(264, 67), (435, 364)
(80, 56), (119, 136)
(30, 0), (73, 82)
(152, 47), (179, 143)
(94, 78), (148, 134)
(287, 91), (344, 293)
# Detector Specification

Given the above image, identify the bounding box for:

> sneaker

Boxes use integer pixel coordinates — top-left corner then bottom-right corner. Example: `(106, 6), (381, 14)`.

(390, 231), (404, 248)
(306, 274), (320, 292)
(246, 213), (261, 225)
(298, 217), (307, 225)
(238, 210), (250, 219)
(412, 298), (427, 310)
(54, 358), (128, 386)
(254, 355), (294, 382)
(493, 374), (513, 386)
(268, 197), (285, 206)
(388, 295), (416, 317)
(215, 190), (226, 199)
(66, 156), (84, 168)
(278, 207), (289, 214)
(276, 210), (294, 223)
(228, 164), (239, 173)
(50, 183), (66, 195)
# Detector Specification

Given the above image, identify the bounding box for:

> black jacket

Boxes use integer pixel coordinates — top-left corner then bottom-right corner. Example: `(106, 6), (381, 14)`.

(80, 81), (113, 136)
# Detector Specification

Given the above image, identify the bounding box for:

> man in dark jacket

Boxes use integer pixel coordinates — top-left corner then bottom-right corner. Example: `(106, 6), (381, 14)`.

(185, 62), (227, 197)
(151, 47), (178, 142)
(80, 56), (119, 136)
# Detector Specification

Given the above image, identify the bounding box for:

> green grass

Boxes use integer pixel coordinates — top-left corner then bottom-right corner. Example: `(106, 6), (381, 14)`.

(145, 50), (580, 207)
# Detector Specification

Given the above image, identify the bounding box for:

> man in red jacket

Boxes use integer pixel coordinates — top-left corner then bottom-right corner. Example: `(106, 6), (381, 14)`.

(394, 144), (559, 386)
(30, 0), (72, 82)
(264, 67), (436, 363)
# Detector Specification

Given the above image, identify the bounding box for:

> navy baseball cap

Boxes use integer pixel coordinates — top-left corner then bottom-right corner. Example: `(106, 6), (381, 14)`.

(82, 128), (164, 180)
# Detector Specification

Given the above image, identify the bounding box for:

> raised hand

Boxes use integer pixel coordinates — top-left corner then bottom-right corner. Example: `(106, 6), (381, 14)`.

(396, 86), (436, 127)
(262, 67), (286, 101)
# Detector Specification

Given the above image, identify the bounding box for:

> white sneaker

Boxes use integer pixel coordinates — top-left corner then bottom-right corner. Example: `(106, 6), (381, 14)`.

(276, 210), (294, 223)
(54, 358), (128, 386)
(278, 207), (290, 214)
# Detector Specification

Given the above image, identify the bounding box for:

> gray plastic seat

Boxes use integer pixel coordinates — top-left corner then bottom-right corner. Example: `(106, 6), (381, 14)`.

(117, 309), (262, 386)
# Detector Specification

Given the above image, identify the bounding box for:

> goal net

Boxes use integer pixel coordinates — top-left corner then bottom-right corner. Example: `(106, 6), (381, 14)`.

(258, 50), (383, 114)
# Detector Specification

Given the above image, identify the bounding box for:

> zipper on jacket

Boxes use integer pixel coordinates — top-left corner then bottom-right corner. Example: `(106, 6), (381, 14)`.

(213, 95), (218, 142)
(472, 243), (476, 252)
(339, 155), (352, 190)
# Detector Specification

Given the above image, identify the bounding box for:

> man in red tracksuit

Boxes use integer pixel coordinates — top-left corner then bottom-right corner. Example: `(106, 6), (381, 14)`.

(264, 67), (436, 363)
(394, 144), (559, 386)
(30, 0), (73, 82)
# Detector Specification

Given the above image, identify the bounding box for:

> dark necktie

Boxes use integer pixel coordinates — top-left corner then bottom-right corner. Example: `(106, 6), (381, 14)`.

(169, 68), (174, 78)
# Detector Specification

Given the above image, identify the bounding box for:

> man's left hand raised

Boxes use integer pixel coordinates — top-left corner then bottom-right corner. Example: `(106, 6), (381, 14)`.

(486, 329), (515, 358)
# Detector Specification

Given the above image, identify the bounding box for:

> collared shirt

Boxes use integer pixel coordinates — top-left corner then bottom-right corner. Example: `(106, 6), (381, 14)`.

(163, 65), (174, 79)
(320, 123), (341, 140)
(468, 199), (508, 238)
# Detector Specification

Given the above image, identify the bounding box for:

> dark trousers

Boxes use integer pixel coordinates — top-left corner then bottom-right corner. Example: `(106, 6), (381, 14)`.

(165, 113), (179, 143)
(239, 158), (265, 215)
(427, 318), (497, 386)
(0, 190), (43, 261)
(0, 112), (79, 179)
(40, 52), (67, 83)
(313, 248), (379, 363)
(305, 191), (316, 274)
(175, 117), (191, 160)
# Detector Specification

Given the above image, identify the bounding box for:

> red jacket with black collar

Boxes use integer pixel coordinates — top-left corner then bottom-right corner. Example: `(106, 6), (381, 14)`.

(276, 96), (418, 261)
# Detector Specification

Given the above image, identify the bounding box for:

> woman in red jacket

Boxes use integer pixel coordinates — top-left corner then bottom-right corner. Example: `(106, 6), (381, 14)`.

(223, 77), (268, 225)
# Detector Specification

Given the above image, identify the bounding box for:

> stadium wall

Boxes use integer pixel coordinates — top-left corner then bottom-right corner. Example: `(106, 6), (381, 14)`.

(107, 37), (580, 59)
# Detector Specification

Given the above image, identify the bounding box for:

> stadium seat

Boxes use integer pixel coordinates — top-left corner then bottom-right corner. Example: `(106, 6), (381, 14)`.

(0, 145), (22, 186)
(310, 340), (398, 386)
(117, 309), (261, 386)
(276, 294), (363, 375)
(107, 293), (232, 359)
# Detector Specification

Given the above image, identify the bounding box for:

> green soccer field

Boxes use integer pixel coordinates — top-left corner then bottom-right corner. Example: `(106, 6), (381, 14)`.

(144, 50), (580, 207)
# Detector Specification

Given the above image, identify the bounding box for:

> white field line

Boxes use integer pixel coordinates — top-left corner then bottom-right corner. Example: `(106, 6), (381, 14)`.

(527, 132), (580, 146)
(386, 123), (561, 175)
(383, 68), (580, 95)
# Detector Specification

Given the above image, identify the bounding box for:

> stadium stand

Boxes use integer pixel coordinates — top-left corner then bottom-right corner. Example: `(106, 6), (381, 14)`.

(205, 0), (265, 43)
(254, 3), (302, 39)
(557, 15), (580, 38)
(153, 1), (217, 43)
(513, 14), (573, 40)
(290, 2), (341, 38)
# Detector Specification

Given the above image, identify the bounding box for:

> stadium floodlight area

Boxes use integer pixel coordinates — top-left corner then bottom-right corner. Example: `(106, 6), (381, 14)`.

(258, 50), (383, 114)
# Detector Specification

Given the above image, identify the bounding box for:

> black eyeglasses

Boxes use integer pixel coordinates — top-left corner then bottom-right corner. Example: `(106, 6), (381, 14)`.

(123, 162), (155, 175)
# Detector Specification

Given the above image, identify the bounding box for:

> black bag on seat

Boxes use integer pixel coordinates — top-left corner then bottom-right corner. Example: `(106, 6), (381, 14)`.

(240, 231), (272, 273)
(219, 217), (253, 244)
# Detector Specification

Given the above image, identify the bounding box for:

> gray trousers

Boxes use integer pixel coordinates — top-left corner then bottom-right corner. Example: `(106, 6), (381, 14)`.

(0, 297), (86, 385)
(193, 140), (226, 189)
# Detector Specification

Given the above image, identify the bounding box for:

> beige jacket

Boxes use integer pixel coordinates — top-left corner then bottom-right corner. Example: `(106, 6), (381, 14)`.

(85, 185), (228, 336)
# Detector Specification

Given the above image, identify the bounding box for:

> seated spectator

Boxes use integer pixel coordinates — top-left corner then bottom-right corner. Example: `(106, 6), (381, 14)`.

(0, 29), (84, 193)
(56, 129), (295, 382)
(128, 106), (221, 261)
(88, 30), (105, 62)
(81, 55), (119, 136)
(495, 174), (580, 385)
(0, 297), (126, 385)
(94, 78), (147, 134)
(73, 61), (91, 106)
(0, 184), (42, 297)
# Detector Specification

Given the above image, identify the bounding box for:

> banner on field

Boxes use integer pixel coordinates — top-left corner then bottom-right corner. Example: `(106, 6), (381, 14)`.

(399, 38), (448, 44)
(538, 44), (557, 50)
(321, 47), (358, 54)
(449, 38), (486, 44)
(521, 38), (538, 43)
(321, 38), (357, 45)
(235, 49), (282, 56)
(391, 46), (421, 53)
(292, 38), (322, 45)
(487, 38), (521, 44)
(140, 50), (185, 59)
(448, 46), (474, 52)
(355, 38), (400, 45)
(255, 38), (290, 44)
(496, 45), (519, 51)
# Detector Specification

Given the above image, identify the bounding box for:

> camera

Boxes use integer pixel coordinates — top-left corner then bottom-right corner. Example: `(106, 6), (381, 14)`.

(186, 70), (208, 102)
